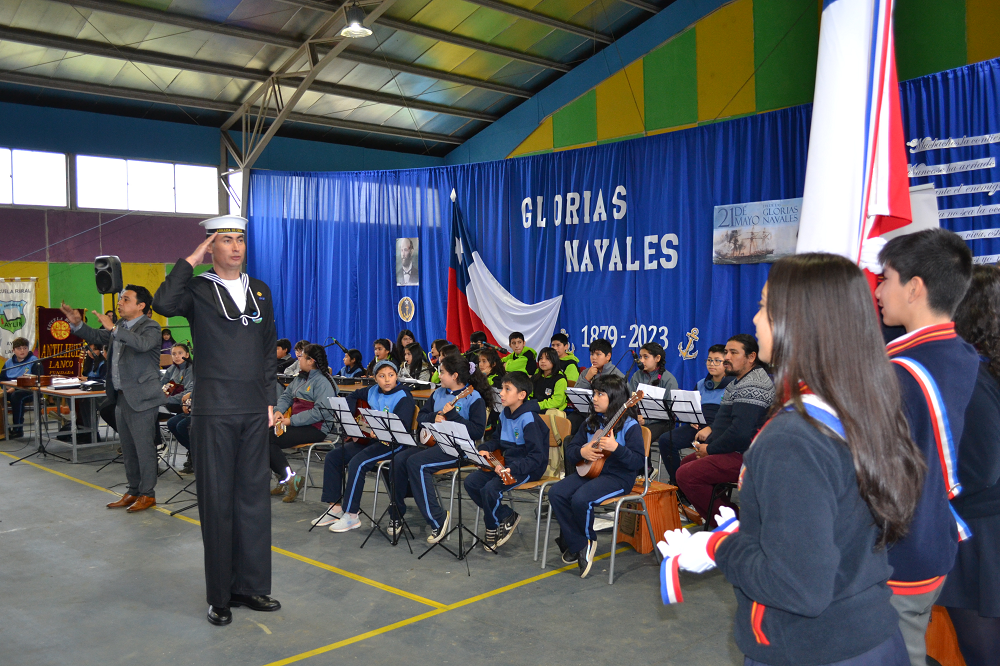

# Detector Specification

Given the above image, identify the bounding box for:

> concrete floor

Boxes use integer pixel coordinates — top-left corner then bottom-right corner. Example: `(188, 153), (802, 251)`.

(0, 435), (742, 666)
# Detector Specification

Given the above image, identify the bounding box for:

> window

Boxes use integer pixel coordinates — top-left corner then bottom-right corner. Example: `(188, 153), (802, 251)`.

(0, 149), (11, 205)
(75, 155), (219, 214)
(12, 149), (66, 207)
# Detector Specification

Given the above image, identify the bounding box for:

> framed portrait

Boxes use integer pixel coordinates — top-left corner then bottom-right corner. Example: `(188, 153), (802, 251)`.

(396, 237), (419, 286)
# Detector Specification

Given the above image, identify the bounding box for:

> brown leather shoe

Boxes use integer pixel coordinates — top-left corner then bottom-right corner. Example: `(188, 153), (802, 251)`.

(126, 496), (157, 513)
(107, 494), (138, 509)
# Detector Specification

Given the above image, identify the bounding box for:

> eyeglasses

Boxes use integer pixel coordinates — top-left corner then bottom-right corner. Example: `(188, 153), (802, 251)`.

(706, 359), (724, 365)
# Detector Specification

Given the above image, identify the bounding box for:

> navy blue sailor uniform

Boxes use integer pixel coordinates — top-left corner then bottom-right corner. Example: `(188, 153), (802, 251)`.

(464, 400), (549, 529)
(548, 416), (646, 556)
(400, 386), (487, 529)
(320, 384), (415, 515)
(152, 261), (277, 610)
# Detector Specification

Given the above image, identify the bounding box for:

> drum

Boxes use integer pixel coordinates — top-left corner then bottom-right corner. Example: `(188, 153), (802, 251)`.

(615, 481), (681, 555)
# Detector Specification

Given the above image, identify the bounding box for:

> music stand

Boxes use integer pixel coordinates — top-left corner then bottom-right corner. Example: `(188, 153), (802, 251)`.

(358, 409), (418, 552)
(669, 390), (706, 427)
(307, 397), (364, 533)
(164, 479), (198, 515)
(417, 422), (489, 572)
(566, 388), (594, 413)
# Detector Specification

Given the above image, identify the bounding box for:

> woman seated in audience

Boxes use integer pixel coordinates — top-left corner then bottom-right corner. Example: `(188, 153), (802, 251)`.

(270, 344), (338, 503)
(392, 329), (416, 367)
(399, 342), (432, 381)
(532, 347), (568, 412)
(338, 349), (366, 378)
(366, 338), (392, 376)
(477, 347), (504, 387)
(160, 343), (194, 414)
(160, 328), (176, 353)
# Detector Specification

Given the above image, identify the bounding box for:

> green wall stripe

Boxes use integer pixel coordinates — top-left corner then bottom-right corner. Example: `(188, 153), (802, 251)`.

(48, 263), (103, 316)
(753, 0), (819, 112)
(552, 90), (597, 148)
(895, 0), (967, 81)
(643, 28), (698, 132)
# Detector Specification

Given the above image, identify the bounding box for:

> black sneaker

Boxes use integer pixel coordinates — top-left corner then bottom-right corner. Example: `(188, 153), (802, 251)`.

(483, 528), (498, 552)
(426, 512), (450, 544)
(561, 549), (579, 564)
(495, 512), (520, 548)
(555, 535), (567, 555)
(578, 540), (596, 578)
(180, 461), (194, 475)
(386, 519), (403, 538)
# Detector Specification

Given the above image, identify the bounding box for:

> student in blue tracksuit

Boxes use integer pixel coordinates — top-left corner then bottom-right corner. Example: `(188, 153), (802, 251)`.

(1, 337), (41, 439)
(465, 371), (549, 552)
(401, 354), (489, 542)
(549, 374), (646, 578)
(876, 229), (979, 666)
(313, 360), (415, 533)
(338, 349), (366, 378)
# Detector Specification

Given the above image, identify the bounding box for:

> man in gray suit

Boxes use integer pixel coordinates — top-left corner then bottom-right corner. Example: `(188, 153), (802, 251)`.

(60, 285), (166, 512)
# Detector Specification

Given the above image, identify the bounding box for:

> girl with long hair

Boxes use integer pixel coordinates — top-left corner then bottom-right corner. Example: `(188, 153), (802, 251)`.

(366, 338), (392, 376)
(627, 341), (677, 442)
(940, 265), (1000, 665)
(161, 342), (194, 414)
(270, 344), (338, 503)
(548, 373), (645, 577)
(400, 342), (432, 382)
(392, 329), (416, 367)
(662, 253), (923, 665)
(532, 347), (568, 412)
(339, 349), (365, 378)
(395, 353), (491, 541)
(477, 347), (503, 387)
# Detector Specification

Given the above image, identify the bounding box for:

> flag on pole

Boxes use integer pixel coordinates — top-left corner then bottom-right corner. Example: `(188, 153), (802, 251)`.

(445, 190), (562, 353)
(796, 0), (912, 262)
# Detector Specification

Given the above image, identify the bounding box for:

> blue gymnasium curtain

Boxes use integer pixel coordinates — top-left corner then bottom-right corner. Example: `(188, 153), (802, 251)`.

(248, 105), (812, 389)
(900, 57), (1000, 262)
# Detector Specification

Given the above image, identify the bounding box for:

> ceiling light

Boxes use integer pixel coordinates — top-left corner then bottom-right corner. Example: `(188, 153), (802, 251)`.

(340, 3), (373, 38)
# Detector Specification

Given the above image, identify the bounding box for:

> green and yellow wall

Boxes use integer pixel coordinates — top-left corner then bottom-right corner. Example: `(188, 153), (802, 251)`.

(508, 0), (1000, 158)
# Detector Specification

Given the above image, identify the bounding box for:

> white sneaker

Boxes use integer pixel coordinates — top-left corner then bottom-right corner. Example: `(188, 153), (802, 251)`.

(311, 507), (344, 527)
(329, 514), (361, 533)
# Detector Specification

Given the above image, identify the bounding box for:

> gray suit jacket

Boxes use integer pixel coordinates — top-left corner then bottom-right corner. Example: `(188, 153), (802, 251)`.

(74, 316), (168, 412)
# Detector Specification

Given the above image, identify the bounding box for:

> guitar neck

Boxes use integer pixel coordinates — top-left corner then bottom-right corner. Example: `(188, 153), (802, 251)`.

(591, 401), (631, 447)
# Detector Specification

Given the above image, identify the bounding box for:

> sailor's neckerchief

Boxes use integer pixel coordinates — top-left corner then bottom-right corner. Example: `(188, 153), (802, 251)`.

(199, 271), (260, 326)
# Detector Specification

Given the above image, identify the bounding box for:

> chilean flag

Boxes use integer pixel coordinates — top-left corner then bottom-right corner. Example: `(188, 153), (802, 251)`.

(797, 0), (912, 262)
(445, 190), (562, 353)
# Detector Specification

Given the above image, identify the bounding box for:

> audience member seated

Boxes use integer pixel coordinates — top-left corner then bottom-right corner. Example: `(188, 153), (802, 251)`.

(161, 343), (195, 414)
(658, 343), (732, 484)
(160, 328), (176, 353)
(675, 334), (774, 520)
(428, 338), (449, 376)
(365, 338), (392, 376)
(399, 342), (432, 381)
(532, 347), (568, 412)
(550, 333), (580, 382)
(431, 343), (461, 384)
(167, 390), (193, 474)
(628, 342), (678, 443)
(270, 344), (338, 503)
(392, 329), (416, 368)
(566, 338), (624, 437)
(502, 331), (536, 375)
(338, 349), (366, 378)
(81, 343), (107, 381)
(276, 338), (295, 374)
(477, 347), (503, 387)
(1, 337), (41, 439)
(284, 339), (310, 376)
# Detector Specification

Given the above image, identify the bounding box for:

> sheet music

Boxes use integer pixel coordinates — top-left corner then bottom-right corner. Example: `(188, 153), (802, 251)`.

(636, 383), (671, 421)
(328, 396), (364, 438)
(670, 390), (706, 425)
(360, 408), (417, 446)
(566, 387), (593, 412)
(424, 421), (471, 458)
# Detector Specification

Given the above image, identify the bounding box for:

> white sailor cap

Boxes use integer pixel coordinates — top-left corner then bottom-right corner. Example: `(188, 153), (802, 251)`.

(200, 215), (248, 236)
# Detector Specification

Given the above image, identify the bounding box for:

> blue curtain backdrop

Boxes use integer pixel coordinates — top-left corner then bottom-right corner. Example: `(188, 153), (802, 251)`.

(248, 104), (811, 389)
(900, 57), (1000, 262)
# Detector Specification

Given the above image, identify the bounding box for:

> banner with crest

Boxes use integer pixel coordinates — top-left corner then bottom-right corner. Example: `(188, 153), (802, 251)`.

(0, 278), (36, 359)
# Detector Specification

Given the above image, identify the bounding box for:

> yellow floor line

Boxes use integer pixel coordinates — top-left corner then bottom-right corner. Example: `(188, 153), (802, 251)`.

(262, 547), (630, 666)
(0, 451), (444, 608)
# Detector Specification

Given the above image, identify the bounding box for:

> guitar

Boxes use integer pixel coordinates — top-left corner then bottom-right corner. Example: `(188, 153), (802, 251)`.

(575, 390), (644, 479)
(482, 450), (516, 485)
(162, 380), (185, 396)
(418, 385), (475, 446)
(273, 408), (292, 436)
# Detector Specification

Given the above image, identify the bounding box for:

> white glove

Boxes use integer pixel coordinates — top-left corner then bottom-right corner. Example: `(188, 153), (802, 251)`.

(858, 237), (887, 275)
(656, 528), (716, 573)
(714, 506), (739, 533)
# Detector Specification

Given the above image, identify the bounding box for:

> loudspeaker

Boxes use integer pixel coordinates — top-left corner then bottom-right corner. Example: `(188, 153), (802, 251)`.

(94, 255), (123, 295)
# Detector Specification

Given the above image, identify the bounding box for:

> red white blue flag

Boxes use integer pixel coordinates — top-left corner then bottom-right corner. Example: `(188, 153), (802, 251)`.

(797, 0), (912, 262)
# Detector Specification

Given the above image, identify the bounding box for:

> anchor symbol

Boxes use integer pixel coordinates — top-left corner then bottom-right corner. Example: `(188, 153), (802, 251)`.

(678, 328), (700, 360)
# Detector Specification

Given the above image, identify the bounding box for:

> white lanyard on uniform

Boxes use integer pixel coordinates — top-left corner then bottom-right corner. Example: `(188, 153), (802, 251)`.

(199, 272), (260, 326)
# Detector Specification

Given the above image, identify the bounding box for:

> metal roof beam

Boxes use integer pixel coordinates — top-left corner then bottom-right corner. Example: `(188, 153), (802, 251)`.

(0, 24), (497, 122)
(618, 0), (660, 14)
(42, 0), (531, 97)
(460, 0), (612, 44)
(0, 69), (464, 144)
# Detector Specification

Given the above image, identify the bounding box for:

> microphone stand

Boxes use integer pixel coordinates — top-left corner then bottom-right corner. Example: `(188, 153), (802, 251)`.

(8, 343), (89, 466)
(324, 337), (349, 354)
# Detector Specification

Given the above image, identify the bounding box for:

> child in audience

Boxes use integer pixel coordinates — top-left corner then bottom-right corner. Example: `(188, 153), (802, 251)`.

(550, 333), (580, 382)
(532, 347), (568, 412)
(567, 338), (624, 437)
(503, 331), (536, 375)
(549, 374), (645, 577)
(477, 347), (503, 387)
(339, 349), (365, 378)
(1, 337), (40, 439)
(276, 339), (295, 374)
(400, 342), (432, 381)
(628, 342), (677, 443)
(465, 371), (549, 552)
(314, 359), (415, 532)
(392, 329), (416, 367)
(365, 338), (392, 376)
(431, 343), (461, 383)
(284, 339), (310, 376)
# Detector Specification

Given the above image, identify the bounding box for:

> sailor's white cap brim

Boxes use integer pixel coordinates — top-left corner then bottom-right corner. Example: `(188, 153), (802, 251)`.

(200, 215), (248, 235)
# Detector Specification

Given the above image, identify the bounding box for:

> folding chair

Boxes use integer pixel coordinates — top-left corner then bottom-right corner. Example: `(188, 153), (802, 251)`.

(541, 426), (662, 583)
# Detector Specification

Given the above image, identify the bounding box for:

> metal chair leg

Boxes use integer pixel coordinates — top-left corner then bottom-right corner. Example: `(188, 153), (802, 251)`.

(541, 504), (554, 569)
(609, 501), (625, 584)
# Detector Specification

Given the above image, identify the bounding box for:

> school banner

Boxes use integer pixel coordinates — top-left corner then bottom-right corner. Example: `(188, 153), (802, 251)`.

(36, 307), (84, 376)
(0, 278), (36, 359)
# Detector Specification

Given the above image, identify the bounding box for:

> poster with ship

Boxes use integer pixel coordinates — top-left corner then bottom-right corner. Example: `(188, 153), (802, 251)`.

(712, 197), (802, 264)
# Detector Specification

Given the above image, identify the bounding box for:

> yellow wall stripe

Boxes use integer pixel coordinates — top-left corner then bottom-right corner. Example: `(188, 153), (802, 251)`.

(696, 0), (757, 122)
(596, 61), (646, 142)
